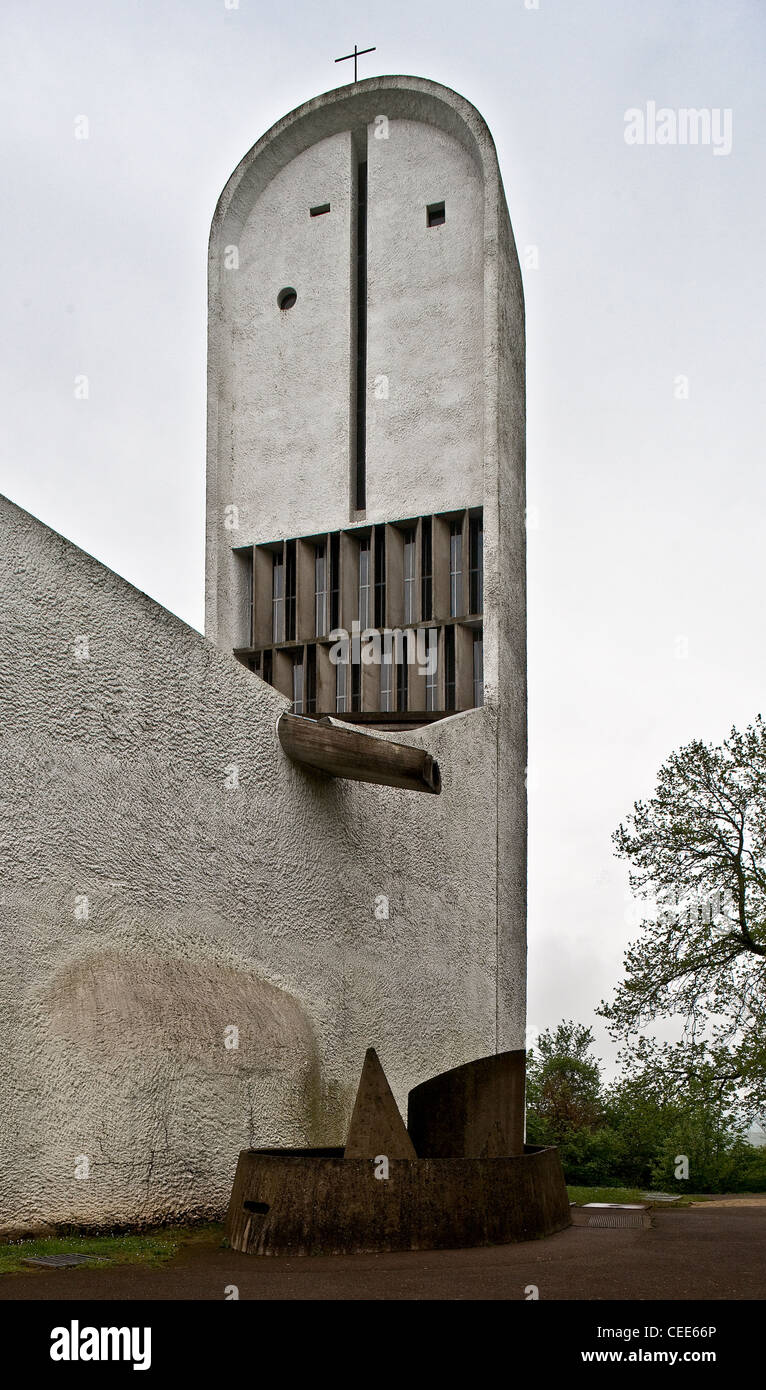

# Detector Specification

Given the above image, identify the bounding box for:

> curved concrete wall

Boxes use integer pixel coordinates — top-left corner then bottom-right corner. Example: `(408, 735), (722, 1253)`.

(0, 494), (502, 1230)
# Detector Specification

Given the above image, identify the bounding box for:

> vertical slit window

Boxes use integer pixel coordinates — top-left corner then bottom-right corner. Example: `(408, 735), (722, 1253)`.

(396, 652), (408, 713)
(272, 551), (285, 644)
(449, 521), (463, 618)
(336, 658), (347, 713)
(351, 657), (361, 712)
(445, 626), (456, 710)
(374, 527), (386, 627)
(314, 543), (327, 637)
(380, 639), (392, 712)
(469, 515), (483, 615)
(305, 645), (317, 714)
(425, 630), (438, 711)
(355, 160), (368, 510)
(358, 538), (371, 630)
(330, 533), (340, 631)
(421, 517), (432, 622)
(292, 652), (304, 714)
(262, 650), (273, 686)
(473, 629), (484, 708)
(285, 540), (296, 641)
(241, 549), (254, 646)
(403, 528), (416, 625)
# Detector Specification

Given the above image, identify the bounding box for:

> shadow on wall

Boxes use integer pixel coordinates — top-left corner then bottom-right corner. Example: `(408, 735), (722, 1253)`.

(5, 945), (325, 1231)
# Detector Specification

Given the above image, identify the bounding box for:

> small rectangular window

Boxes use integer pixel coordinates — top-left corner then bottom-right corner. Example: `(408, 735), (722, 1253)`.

(359, 538), (371, 630)
(445, 626), (456, 710)
(262, 650), (273, 686)
(246, 556), (254, 644)
(305, 645), (317, 714)
(336, 658), (347, 713)
(330, 533), (340, 631)
(310, 203), (331, 217)
(473, 629), (484, 708)
(351, 658), (361, 713)
(285, 539), (297, 641)
(234, 547), (255, 648)
(292, 653), (304, 714)
(449, 521), (463, 618)
(421, 517), (432, 622)
(380, 637), (393, 712)
(314, 543), (327, 637)
(469, 514), (483, 614)
(396, 653), (408, 713)
(403, 528), (416, 625)
(425, 629), (438, 712)
(427, 201), (445, 227)
(272, 552), (285, 644)
(374, 527), (386, 627)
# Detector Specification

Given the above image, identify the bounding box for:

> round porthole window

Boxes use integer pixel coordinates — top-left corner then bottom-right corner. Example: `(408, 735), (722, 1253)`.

(277, 287), (297, 311)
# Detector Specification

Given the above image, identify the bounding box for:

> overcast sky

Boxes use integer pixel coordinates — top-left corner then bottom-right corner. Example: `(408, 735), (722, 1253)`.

(2, 0), (764, 1075)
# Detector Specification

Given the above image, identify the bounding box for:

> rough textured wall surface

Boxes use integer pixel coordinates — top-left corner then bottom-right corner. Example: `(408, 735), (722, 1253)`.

(365, 116), (484, 521)
(226, 130), (354, 547)
(0, 495), (501, 1232)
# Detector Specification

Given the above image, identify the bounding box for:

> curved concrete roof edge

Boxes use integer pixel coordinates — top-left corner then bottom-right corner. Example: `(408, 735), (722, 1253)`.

(209, 73), (502, 247)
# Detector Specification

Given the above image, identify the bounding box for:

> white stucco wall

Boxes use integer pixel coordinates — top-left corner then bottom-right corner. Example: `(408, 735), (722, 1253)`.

(222, 131), (355, 548)
(365, 116), (484, 521)
(0, 495), (500, 1231)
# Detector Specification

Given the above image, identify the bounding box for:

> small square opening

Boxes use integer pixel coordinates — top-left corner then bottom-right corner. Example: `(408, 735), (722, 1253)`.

(310, 203), (331, 217)
(427, 201), (445, 228)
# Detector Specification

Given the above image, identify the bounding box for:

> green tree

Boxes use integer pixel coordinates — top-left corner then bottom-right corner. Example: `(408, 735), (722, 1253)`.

(604, 1042), (748, 1191)
(598, 716), (766, 1117)
(526, 1021), (603, 1145)
(526, 1022), (630, 1184)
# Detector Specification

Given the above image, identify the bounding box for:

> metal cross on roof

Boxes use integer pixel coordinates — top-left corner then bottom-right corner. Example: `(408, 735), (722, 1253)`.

(334, 44), (376, 83)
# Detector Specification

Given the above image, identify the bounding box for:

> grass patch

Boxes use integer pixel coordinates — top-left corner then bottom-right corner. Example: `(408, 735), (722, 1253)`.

(567, 1186), (708, 1209)
(0, 1223), (224, 1277)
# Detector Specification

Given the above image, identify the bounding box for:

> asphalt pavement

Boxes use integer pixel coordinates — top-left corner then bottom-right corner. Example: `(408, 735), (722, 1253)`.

(1, 1201), (764, 1300)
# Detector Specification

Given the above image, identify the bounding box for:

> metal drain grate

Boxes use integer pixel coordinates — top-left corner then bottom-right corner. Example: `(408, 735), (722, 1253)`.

(22, 1253), (109, 1269)
(588, 1212), (646, 1229)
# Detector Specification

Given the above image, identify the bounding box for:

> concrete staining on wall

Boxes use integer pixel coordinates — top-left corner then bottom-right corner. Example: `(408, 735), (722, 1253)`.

(0, 494), (501, 1229)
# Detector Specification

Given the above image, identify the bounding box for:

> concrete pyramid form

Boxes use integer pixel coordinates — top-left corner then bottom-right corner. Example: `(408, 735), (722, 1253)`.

(344, 1047), (417, 1160)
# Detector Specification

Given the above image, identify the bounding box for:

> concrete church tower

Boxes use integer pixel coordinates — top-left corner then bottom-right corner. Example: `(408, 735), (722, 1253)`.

(206, 72), (527, 1048)
(206, 76), (525, 736)
(0, 75), (526, 1233)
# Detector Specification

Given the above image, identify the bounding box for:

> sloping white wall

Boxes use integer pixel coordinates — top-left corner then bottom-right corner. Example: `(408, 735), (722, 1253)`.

(0, 495), (499, 1231)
